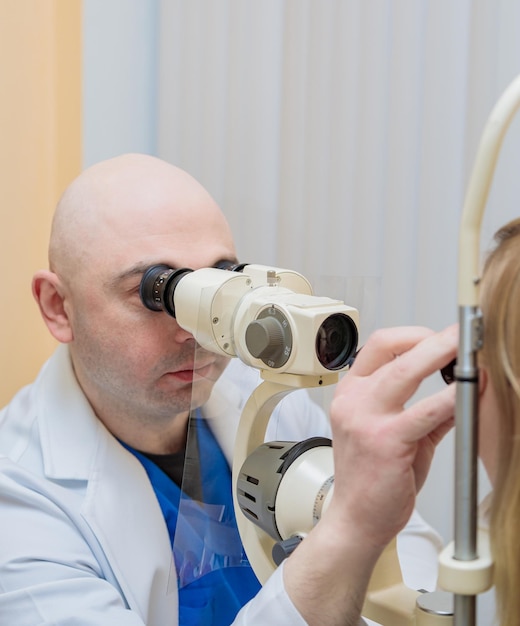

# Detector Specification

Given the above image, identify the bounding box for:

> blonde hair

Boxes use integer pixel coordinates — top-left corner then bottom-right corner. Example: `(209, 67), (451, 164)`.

(479, 218), (520, 626)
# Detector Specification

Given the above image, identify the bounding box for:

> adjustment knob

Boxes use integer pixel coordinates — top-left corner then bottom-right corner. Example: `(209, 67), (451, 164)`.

(245, 317), (285, 359)
(272, 535), (304, 565)
(244, 306), (292, 368)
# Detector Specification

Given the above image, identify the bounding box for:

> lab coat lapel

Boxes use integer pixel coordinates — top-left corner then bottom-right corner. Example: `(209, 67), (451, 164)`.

(83, 429), (178, 624)
(38, 344), (104, 480)
(38, 345), (177, 624)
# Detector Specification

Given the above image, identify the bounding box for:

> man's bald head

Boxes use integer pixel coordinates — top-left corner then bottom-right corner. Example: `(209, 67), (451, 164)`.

(49, 154), (235, 284)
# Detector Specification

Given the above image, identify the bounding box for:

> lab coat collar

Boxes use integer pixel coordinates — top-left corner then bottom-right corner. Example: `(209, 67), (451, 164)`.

(37, 344), (102, 480)
(36, 345), (176, 622)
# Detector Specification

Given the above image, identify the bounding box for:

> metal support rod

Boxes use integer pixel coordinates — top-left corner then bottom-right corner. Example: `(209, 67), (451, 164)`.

(454, 307), (481, 560)
(453, 306), (481, 626)
(453, 595), (475, 626)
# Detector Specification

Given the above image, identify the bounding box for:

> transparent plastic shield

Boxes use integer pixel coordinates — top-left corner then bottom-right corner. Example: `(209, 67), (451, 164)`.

(173, 280), (249, 590)
(173, 273), (380, 587)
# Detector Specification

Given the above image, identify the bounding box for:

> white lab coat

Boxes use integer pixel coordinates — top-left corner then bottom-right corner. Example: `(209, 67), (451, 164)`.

(0, 346), (441, 625)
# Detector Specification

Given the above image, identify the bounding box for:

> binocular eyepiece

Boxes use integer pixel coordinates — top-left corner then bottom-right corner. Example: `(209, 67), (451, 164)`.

(139, 263), (359, 375)
(139, 264), (193, 318)
(139, 262), (251, 317)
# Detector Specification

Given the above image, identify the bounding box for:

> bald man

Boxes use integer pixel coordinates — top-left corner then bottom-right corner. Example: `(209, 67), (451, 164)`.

(0, 154), (456, 626)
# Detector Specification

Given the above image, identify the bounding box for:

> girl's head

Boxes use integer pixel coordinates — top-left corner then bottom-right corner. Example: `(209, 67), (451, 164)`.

(479, 218), (520, 483)
(478, 217), (520, 626)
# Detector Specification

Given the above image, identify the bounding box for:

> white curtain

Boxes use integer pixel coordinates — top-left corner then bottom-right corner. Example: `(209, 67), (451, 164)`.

(154, 2), (520, 555)
(157, 0), (520, 327)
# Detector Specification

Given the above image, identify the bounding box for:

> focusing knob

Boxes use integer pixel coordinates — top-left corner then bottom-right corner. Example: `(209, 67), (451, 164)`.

(244, 306), (293, 368)
(246, 318), (284, 359)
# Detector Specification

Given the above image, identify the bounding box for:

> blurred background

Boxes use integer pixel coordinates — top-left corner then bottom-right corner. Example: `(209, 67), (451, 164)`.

(1, 3), (519, 600)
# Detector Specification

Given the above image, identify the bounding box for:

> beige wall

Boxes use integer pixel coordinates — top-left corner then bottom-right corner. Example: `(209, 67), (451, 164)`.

(0, 0), (81, 405)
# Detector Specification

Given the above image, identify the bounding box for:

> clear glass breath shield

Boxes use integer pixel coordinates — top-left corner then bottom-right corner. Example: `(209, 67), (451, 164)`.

(173, 272), (381, 590)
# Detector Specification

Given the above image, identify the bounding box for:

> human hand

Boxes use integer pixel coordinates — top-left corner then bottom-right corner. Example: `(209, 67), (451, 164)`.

(326, 325), (458, 551)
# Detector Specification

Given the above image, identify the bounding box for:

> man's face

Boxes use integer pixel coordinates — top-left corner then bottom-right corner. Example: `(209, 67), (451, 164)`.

(63, 181), (237, 428)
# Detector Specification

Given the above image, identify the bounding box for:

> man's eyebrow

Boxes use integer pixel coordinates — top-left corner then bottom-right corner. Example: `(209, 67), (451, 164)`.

(105, 263), (163, 289)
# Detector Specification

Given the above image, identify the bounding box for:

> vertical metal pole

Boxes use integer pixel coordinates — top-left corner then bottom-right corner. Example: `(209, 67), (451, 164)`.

(453, 306), (482, 626)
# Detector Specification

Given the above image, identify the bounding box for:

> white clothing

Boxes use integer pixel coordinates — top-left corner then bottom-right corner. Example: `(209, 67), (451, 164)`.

(0, 346), (441, 625)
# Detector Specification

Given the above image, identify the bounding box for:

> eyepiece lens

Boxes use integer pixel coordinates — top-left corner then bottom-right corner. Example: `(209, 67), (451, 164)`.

(139, 265), (173, 312)
(214, 260), (249, 272)
(139, 265), (193, 317)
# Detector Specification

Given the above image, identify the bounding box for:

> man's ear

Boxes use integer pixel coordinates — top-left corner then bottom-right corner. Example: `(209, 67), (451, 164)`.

(32, 270), (73, 343)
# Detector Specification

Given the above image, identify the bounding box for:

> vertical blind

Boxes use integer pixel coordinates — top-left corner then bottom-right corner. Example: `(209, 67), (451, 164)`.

(154, 0), (520, 552)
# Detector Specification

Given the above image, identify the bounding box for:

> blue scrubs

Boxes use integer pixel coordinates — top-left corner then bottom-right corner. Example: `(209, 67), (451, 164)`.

(124, 413), (261, 625)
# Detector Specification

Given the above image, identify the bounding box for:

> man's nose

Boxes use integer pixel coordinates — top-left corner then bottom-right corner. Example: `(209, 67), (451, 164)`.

(171, 320), (196, 344)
